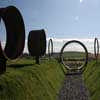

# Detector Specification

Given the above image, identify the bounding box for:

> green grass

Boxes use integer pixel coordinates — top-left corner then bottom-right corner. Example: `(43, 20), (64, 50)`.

(83, 60), (100, 100)
(0, 58), (65, 100)
(1, 54), (100, 100)
(63, 51), (86, 59)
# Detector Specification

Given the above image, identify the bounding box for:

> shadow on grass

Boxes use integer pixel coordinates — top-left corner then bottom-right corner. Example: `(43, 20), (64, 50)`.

(7, 64), (34, 68)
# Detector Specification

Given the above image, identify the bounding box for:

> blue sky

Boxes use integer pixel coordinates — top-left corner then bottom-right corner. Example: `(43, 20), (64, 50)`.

(0, 0), (100, 41)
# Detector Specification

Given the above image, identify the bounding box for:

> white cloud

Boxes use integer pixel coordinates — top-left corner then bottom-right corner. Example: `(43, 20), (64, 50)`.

(23, 40), (28, 53)
(47, 38), (96, 53)
(1, 38), (98, 54)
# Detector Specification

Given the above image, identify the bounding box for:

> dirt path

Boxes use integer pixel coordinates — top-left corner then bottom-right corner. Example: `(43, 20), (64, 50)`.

(58, 74), (90, 100)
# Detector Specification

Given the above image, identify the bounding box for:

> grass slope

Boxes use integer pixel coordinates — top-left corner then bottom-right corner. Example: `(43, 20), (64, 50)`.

(0, 58), (65, 100)
(63, 51), (86, 59)
(84, 60), (100, 100)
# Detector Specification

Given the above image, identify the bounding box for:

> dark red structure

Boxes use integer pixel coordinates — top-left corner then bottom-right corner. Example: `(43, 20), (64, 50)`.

(60, 40), (88, 75)
(94, 38), (99, 61)
(28, 29), (46, 64)
(0, 6), (25, 74)
(48, 39), (53, 58)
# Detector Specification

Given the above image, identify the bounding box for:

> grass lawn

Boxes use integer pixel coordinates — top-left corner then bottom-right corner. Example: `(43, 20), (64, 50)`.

(84, 60), (100, 100)
(62, 51), (86, 59)
(0, 57), (65, 100)
(0, 55), (99, 100)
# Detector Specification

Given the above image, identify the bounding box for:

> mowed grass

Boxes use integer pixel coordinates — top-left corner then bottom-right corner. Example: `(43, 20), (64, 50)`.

(83, 60), (100, 100)
(0, 57), (65, 100)
(63, 51), (86, 59)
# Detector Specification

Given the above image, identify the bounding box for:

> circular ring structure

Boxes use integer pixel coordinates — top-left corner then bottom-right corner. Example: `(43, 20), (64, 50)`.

(48, 39), (53, 57)
(94, 38), (99, 59)
(28, 29), (46, 57)
(60, 40), (88, 71)
(0, 6), (25, 60)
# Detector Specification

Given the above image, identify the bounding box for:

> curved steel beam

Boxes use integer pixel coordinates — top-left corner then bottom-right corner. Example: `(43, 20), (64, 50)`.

(0, 6), (25, 59)
(0, 6), (25, 74)
(94, 38), (99, 60)
(48, 39), (53, 58)
(60, 40), (88, 74)
(28, 29), (46, 64)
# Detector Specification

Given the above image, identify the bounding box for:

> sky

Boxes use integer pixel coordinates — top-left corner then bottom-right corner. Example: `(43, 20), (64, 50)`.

(0, 0), (100, 40)
(0, 0), (100, 53)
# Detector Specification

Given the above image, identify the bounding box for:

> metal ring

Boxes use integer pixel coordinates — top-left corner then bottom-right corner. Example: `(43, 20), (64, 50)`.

(28, 29), (46, 57)
(94, 38), (99, 59)
(0, 6), (25, 60)
(60, 40), (88, 71)
(48, 39), (53, 57)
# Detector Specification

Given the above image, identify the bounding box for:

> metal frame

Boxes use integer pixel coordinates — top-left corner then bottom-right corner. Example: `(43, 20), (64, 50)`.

(60, 40), (88, 73)
(94, 38), (99, 60)
(28, 29), (46, 64)
(0, 6), (25, 74)
(0, 6), (25, 60)
(48, 39), (53, 58)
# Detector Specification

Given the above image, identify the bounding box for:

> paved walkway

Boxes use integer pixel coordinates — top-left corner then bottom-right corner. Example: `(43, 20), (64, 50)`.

(58, 74), (90, 100)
